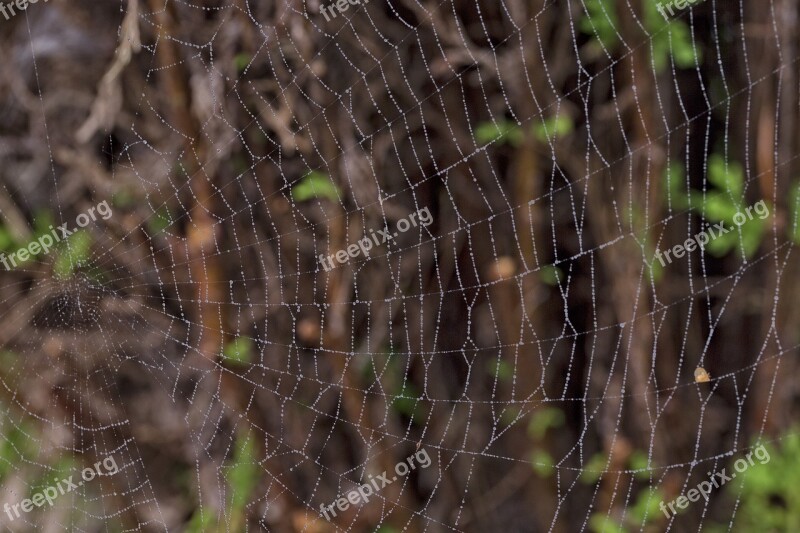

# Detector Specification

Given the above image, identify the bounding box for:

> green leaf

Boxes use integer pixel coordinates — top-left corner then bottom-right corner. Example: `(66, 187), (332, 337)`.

(391, 382), (422, 422)
(531, 449), (555, 477)
(740, 218), (765, 258)
(629, 487), (663, 524)
(147, 206), (173, 235)
(30, 456), (76, 497)
(647, 246), (664, 283)
(32, 211), (54, 238)
(0, 421), (38, 480)
(227, 432), (259, 513)
(112, 190), (135, 209)
(687, 190), (706, 211)
(385, 354), (426, 423)
(500, 406), (521, 426)
(705, 193), (739, 221)
(628, 450), (652, 480)
(789, 182), (800, 245)
(588, 514), (626, 533)
(186, 509), (216, 533)
(708, 154), (744, 197)
(487, 359), (513, 381)
(291, 171), (341, 202)
(16, 212), (58, 261)
(223, 337), (254, 365)
(669, 23), (702, 68)
(0, 226), (13, 252)
(580, 0), (620, 51)
(53, 230), (93, 279)
(234, 53), (251, 74)
(533, 115), (574, 143)
(664, 161), (689, 210)
(705, 230), (737, 257)
(539, 265), (564, 286)
(581, 453), (609, 484)
(672, 153), (767, 260)
(527, 407), (565, 439)
(725, 432), (800, 532)
(644, 2), (702, 72)
(475, 119), (523, 146)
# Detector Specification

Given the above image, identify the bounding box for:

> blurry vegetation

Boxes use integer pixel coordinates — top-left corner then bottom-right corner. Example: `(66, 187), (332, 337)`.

(147, 206), (174, 236)
(534, 115), (574, 144)
(187, 431), (258, 533)
(112, 189), (136, 209)
(233, 53), (251, 75)
(475, 119), (524, 146)
(474, 115), (574, 147)
(539, 264), (565, 286)
(390, 369), (425, 424)
(53, 230), (93, 279)
(588, 486), (663, 533)
(718, 434), (800, 532)
(580, 0), (701, 70)
(585, 450), (662, 533)
(363, 347), (428, 424)
(290, 171), (341, 202)
(580, 0), (620, 52)
(527, 408), (565, 477)
(642, 0), (702, 71)
(222, 336), (255, 365)
(664, 155), (768, 258)
(527, 407), (565, 440)
(0, 211), (99, 278)
(0, 212), (53, 267)
(0, 417), (38, 480)
(487, 358), (513, 381)
(224, 432), (259, 531)
(788, 182), (800, 244)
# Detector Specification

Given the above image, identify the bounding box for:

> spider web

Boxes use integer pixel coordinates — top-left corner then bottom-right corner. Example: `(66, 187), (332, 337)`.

(0, 0), (793, 530)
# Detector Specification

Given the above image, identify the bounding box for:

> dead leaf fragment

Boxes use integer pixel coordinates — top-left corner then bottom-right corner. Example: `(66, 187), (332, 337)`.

(694, 367), (711, 383)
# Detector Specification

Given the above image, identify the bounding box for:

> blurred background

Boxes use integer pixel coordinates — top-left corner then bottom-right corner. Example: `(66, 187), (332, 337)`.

(0, 0), (797, 531)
